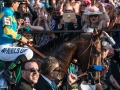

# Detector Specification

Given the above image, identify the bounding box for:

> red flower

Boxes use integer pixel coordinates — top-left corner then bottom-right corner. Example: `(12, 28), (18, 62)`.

(82, 0), (91, 6)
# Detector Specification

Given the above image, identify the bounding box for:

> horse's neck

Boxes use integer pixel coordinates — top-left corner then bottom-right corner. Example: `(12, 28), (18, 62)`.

(55, 42), (78, 76)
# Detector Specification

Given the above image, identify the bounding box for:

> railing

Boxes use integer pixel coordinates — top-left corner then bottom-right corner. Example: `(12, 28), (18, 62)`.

(31, 29), (120, 33)
(30, 29), (120, 44)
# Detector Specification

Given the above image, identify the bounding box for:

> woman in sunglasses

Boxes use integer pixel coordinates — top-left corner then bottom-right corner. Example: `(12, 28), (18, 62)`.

(82, 3), (110, 32)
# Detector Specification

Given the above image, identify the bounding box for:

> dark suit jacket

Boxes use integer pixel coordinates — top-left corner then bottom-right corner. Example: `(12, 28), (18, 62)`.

(35, 75), (72, 90)
(12, 78), (33, 90)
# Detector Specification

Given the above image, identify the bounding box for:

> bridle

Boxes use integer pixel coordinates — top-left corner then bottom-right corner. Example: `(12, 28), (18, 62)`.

(80, 33), (97, 69)
(79, 33), (101, 84)
(70, 33), (101, 85)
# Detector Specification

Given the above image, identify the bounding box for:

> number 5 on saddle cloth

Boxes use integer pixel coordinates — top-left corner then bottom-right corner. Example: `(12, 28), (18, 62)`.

(0, 55), (27, 85)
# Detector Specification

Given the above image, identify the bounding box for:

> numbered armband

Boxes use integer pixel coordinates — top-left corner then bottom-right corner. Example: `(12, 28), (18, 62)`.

(3, 17), (12, 26)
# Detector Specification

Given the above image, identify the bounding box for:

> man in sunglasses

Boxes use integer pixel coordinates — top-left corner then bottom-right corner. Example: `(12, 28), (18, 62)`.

(35, 56), (77, 90)
(13, 59), (40, 90)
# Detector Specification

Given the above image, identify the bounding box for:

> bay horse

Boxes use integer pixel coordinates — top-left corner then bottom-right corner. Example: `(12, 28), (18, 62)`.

(0, 29), (101, 90)
(34, 29), (102, 85)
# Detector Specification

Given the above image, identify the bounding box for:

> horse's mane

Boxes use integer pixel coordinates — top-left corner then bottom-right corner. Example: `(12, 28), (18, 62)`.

(39, 32), (81, 52)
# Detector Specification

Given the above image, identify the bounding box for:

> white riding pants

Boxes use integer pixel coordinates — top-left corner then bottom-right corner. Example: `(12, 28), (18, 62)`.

(0, 44), (33, 61)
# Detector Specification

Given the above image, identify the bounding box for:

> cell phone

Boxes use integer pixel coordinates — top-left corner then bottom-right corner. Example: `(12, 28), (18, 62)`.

(24, 17), (30, 22)
(105, 0), (109, 3)
(63, 13), (76, 22)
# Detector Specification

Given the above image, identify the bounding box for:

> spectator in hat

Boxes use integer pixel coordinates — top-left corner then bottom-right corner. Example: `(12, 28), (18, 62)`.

(82, 4), (110, 32)
(96, 40), (112, 90)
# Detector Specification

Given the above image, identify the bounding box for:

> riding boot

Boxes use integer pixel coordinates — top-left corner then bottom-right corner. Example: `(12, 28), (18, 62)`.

(2, 55), (27, 84)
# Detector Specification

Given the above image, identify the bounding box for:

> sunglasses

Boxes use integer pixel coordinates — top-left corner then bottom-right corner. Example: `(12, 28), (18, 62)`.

(65, 10), (73, 12)
(24, 68), (40, 73)
(53, 68), (61, 72)
(81, 4), (87, 7)
(89, 15), (99, 17)
(52, 11), (60, 15)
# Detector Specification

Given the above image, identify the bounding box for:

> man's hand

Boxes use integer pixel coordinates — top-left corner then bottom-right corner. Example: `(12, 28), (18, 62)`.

(24, 0), (30, 4)
(100, 65), (108, 75)
(20, 36), (28, 44)
(67, 73), (78, 85)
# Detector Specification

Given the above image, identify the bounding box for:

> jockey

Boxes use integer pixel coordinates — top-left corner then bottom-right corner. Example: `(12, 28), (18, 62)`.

(0, 0), (33, 84)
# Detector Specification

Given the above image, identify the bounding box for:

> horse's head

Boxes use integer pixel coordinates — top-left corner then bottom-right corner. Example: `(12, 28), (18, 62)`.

(75, 28), (101, 84)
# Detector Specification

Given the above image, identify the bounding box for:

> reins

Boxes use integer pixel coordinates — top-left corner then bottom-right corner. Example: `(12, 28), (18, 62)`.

(87, 33), (94, 69)
(25, 43), (47, 58)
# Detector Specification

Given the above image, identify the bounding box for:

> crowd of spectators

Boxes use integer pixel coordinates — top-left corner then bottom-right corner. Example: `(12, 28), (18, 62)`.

(1, 0), (119, 46)
(18, 0), (120, 44)
(1, 0), (120, 90)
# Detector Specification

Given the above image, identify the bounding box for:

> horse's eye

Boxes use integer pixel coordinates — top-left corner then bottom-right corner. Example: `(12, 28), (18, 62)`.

(96, 51), (100, 55)
(95, 54), (98, 57)
(94, 51), (100, 57)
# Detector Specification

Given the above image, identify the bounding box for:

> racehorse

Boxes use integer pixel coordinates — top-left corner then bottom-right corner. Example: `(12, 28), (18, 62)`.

(34, 28), (102, 85)
(0, 29), (101, 89)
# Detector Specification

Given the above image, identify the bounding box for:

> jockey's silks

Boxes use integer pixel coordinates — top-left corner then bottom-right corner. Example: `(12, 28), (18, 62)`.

(0, 7), (21, 45)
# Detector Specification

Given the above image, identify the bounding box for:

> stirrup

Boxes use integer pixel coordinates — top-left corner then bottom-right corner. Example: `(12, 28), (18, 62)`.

(1, 71), (16, 84)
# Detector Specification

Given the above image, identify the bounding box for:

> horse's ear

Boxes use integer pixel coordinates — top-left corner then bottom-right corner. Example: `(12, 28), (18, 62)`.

(93, 28), (98, 34)
(98, 29), (103, 37)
